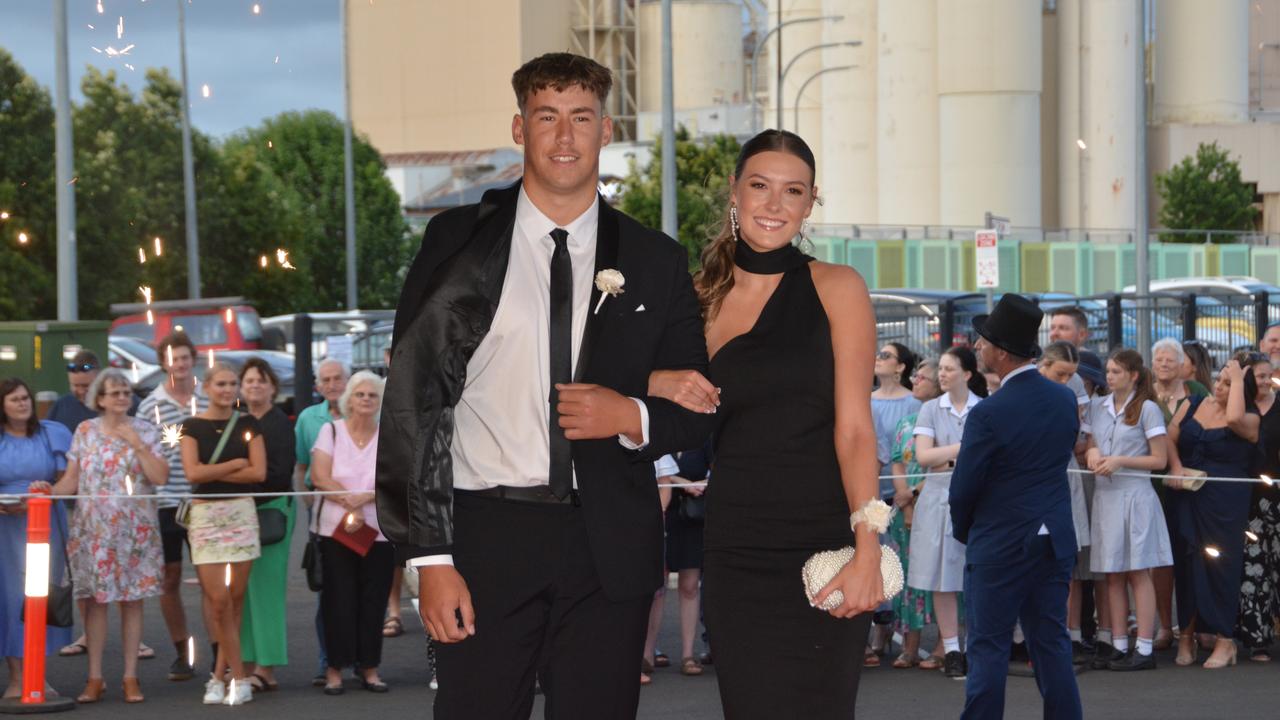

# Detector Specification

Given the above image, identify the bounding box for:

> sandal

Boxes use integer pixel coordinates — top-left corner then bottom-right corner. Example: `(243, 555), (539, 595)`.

(382, 616), (405, 638)
(138, 643), (156, 660)
(892, 652), (919, 669)
(919, 654), (944, 670)
(639, 672), (652, 687)
(122, 677), (144, 703)
(640, 658), (655, 675)
(654, 652), (670, 668)
(863, 651), (882, 668)
(58, 641), (88, 657)
(1249, 648), (1272, 663)
(76, 678), (105, 704)
(680, 657), (703, 676)
(248, 673), (279, 692)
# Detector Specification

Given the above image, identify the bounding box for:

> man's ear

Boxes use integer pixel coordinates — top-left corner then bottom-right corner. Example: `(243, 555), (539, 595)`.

(512, 113), (525, 146)
(601, 115), (613, 148)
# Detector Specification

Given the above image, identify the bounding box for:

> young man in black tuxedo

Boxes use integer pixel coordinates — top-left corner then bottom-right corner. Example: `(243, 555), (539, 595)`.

(375, 53), (715, 719)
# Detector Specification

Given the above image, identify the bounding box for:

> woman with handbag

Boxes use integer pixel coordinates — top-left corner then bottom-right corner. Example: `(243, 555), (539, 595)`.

(237, 358), (296, 691)
(180, 363), (267, 706)
(663, 442), (712, 678)
(309, 370), (394, 696)
(0, 378), (73, 701)
(1166, 356), (1260, 669)
(35, 369), (168, 703)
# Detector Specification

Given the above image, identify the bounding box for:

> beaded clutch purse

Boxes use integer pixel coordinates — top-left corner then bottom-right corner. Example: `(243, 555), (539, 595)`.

(802, 546), (905, 611)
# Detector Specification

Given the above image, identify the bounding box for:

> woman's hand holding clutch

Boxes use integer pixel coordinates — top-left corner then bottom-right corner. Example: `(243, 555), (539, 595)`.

(813, 549), (885, 619)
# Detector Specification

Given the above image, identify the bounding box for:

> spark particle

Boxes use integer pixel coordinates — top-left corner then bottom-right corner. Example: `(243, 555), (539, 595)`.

(139, 285), (152, 304)
(186, 637), (195, 667)
(225, 308), (233, 323)
(117, 16), (123, 39)
(252, 3), (261, 14)
(224, 563), (231, 587)
(125, 475), (134, 496)
(153, 237), (163, 256)
(1246, 530), (1260, 542)
(0, 211), (9, 220)
(276, 249), (296, 269)
(259, 255), (269, 268)
(97, 0), (103, 14)
(1205, 546), (1221, 558)
(161, 424), (184, 448)
(138, 247), (146, 263)
(16, 232), (28, 244)
(201, 84), (211, 98)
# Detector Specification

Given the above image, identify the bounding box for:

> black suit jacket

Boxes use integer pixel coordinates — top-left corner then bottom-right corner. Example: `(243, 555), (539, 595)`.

(376, 181), (715, 600)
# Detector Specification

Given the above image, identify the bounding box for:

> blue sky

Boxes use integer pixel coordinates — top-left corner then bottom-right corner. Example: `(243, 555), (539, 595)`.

(0, 0), (344, 138)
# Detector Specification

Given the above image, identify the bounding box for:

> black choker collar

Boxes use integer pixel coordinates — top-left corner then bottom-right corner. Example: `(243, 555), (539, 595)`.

(733, 239), (813, 275)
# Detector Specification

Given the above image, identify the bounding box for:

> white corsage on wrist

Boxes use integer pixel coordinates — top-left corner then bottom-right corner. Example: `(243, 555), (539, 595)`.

(593, 269), (625, 314)
(850, 498), (894, 534)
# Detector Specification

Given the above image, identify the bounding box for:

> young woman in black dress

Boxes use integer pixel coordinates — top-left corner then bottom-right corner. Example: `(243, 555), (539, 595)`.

(649, 130), (883, 718)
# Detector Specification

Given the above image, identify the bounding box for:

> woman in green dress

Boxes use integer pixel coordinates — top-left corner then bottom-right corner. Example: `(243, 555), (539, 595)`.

(888, 359), (941, 668)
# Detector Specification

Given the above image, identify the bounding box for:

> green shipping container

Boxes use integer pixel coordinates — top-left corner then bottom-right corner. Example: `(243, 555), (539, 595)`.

(0, 321), (111, 397)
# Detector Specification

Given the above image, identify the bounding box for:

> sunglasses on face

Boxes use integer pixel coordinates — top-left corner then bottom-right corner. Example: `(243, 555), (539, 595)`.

(352, 391), (380, 400)
(66, 363), (98, 372)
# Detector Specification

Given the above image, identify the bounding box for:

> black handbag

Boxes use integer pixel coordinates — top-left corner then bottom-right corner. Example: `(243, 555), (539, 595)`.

(258, 500), (290, 545)
(301, 496), (324, 592)
(677, 492), (706, 523)
(23, 501), (75, 628)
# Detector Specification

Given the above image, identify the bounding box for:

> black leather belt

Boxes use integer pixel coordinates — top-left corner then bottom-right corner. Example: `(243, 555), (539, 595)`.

(458, 485), (580, 506)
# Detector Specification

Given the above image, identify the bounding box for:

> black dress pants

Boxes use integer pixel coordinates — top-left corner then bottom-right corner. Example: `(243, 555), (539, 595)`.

(320, 538), (396, 670)
(433, 491), (651, 720)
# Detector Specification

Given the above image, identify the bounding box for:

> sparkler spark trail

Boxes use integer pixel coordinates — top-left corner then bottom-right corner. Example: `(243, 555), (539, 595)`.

(1246, 530), (1260, 542)
(225, 308), (233, 323)
(97, 0), (103, 14)
(244, 431), (252, 443)
(138, 247), (146, 263)
(276, 249), (296, 269)
(154, 406), (161, 424)
(166, 345), (174, 368)
(131, 362), (139, 383)
(1204, 546), (1221, 558)
(117, 16), (123, 39)
(153, 237), (162, 256)
(259, 255), (269, 268)
(202, 84), (211, 98)
(274, 55), (279, 64)
(253, 3), (261, 14)
(0, 211), (9, 219)
(146, 309), (154, 325)
(190, 396), (197, 417)
(161, 424), (183, 448)
(125, 475), (133, 496)
(186, 637), (195, 668)
(224, 564), (232, 587)
(16, 232), (28, 245)
(208, 348), (216, 368)
(139, 286), (152, 304)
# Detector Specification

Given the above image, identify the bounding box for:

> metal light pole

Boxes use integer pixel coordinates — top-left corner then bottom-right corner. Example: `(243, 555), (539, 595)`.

(660, 0), (677, 239)
(778, 40), (860, 130)
(1135, 0), (1150, 360)
(341, 0), (358, 309)
(177, 0), (200, 299)
(53, 0), (77, 320)
(793, 65), (854, 136)
(749, 14), (844, 133)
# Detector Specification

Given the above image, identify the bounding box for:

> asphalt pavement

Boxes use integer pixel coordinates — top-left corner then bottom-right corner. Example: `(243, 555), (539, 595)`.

(23, 528), (1278, 719)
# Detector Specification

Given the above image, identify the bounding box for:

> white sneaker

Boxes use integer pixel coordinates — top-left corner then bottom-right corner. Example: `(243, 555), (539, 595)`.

(202, 677), (225, 705)
(222, 678), (253, 706)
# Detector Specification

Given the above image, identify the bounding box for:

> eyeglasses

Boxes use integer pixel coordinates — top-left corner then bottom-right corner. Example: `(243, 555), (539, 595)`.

(876, 351), (899, 361)
(352, 391), (380, 400)
(100, 390), (131, 399)
(911, 373), (936, 383)
(66, 363), (98, 373)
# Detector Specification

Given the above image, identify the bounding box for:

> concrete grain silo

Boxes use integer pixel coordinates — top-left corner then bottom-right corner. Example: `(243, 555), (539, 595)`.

(876, 0), (938, 225)
(637, 0), (745, 114)
(1154, 0), (1249, 124)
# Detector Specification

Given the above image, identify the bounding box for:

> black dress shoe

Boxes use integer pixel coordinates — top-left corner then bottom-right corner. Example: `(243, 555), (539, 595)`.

(1091, 642), (1124, 670)
(1071, 641), (1090, 665)
(1108, 650), (1157, 671)
(943, 651), (968, 679)
(323, 683), (345, 696)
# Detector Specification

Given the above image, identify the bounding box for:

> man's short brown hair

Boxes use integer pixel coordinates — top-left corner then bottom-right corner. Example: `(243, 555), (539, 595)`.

(1050, 306), (1089, 332)
(511, 53), (612, 112)
(157, 329), (197, 369)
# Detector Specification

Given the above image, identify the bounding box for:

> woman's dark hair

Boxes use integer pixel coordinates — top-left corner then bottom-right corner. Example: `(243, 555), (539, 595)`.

(943, 346), (989, 399)
(887, 342), (917, 391)
(1108, 349), (1157, 426)
(694, 129), (817, 323)
(0, 377), (40, 437)
(239, 357), (280, 402)
(1182, 339), (1214, 389)
(1230, 351), (1262, 414)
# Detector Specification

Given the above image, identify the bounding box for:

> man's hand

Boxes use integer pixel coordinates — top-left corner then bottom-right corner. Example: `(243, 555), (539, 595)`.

(418, 565), (476, 644)
(555, 383), (641, 441)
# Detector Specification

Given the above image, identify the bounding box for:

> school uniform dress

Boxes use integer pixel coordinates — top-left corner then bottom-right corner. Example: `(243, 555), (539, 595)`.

(908, 392), (980, 593)
(1086, 396), (1173, 573)
(1064, 375), (1091, 553)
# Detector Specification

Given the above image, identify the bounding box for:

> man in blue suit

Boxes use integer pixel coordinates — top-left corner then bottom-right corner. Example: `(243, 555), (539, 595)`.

(949, 294), (1083, 720)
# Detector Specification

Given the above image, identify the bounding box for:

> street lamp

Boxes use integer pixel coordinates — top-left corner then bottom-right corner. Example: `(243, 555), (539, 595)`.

(749, 14), (844, 133)
(793, 65), (855, 136)
(778, 40), (861, 130)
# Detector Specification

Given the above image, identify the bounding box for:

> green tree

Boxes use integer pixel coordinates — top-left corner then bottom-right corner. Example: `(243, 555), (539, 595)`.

(1155, 141), (1259, 243)
(619, 128), (740, 268)
(223, 111), (413, 311)
(0, 48), (56, 319)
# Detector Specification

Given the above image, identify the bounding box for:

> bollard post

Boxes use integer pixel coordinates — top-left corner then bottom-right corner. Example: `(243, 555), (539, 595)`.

(0, 488), (75, 713)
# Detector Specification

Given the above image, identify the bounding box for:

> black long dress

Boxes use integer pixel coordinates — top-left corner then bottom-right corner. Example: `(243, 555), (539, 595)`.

(702, 262), (871, 720)
(1237, 400), (1280, 649)
(1169, 396), (1256, 636)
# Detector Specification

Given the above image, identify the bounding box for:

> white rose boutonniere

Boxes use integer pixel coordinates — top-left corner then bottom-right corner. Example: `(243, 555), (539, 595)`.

(593, 269), (625, 314)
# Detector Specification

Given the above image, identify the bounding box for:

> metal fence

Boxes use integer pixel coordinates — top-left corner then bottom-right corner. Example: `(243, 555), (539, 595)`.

(872, 290), (1280, 366)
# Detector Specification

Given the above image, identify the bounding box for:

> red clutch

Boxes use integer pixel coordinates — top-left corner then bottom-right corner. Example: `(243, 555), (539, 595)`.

(331, 521), (378, 557)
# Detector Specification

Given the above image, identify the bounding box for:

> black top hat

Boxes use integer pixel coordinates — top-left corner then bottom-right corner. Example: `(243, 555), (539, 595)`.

(973, 294), (1043, 359)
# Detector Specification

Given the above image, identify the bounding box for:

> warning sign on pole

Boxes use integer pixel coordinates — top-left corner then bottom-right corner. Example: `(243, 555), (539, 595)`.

(975, 230), (999, 289)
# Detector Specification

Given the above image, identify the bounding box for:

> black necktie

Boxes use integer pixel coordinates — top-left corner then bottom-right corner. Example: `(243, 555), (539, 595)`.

(548, 228), (573, 499)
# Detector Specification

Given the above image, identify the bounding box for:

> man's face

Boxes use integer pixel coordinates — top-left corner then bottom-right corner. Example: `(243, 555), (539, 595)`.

(1261, 326), (1280, 360)
(1048, 315), (1086, 347)
(68, 370), (97, 403)
(512, 84), (612, 200)
(316, 363), (348, 403)
(974, 336), (997, 372)
(164, 346), (194, 382)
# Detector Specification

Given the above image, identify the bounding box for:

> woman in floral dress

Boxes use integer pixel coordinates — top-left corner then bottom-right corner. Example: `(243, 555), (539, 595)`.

(887, 359), (940, 668)
(38, 369), (168, 703)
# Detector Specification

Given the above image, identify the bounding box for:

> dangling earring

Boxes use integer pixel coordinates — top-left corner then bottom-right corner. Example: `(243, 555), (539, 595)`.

(800, 219), (809, 241)
(729, 205), (740, 240)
